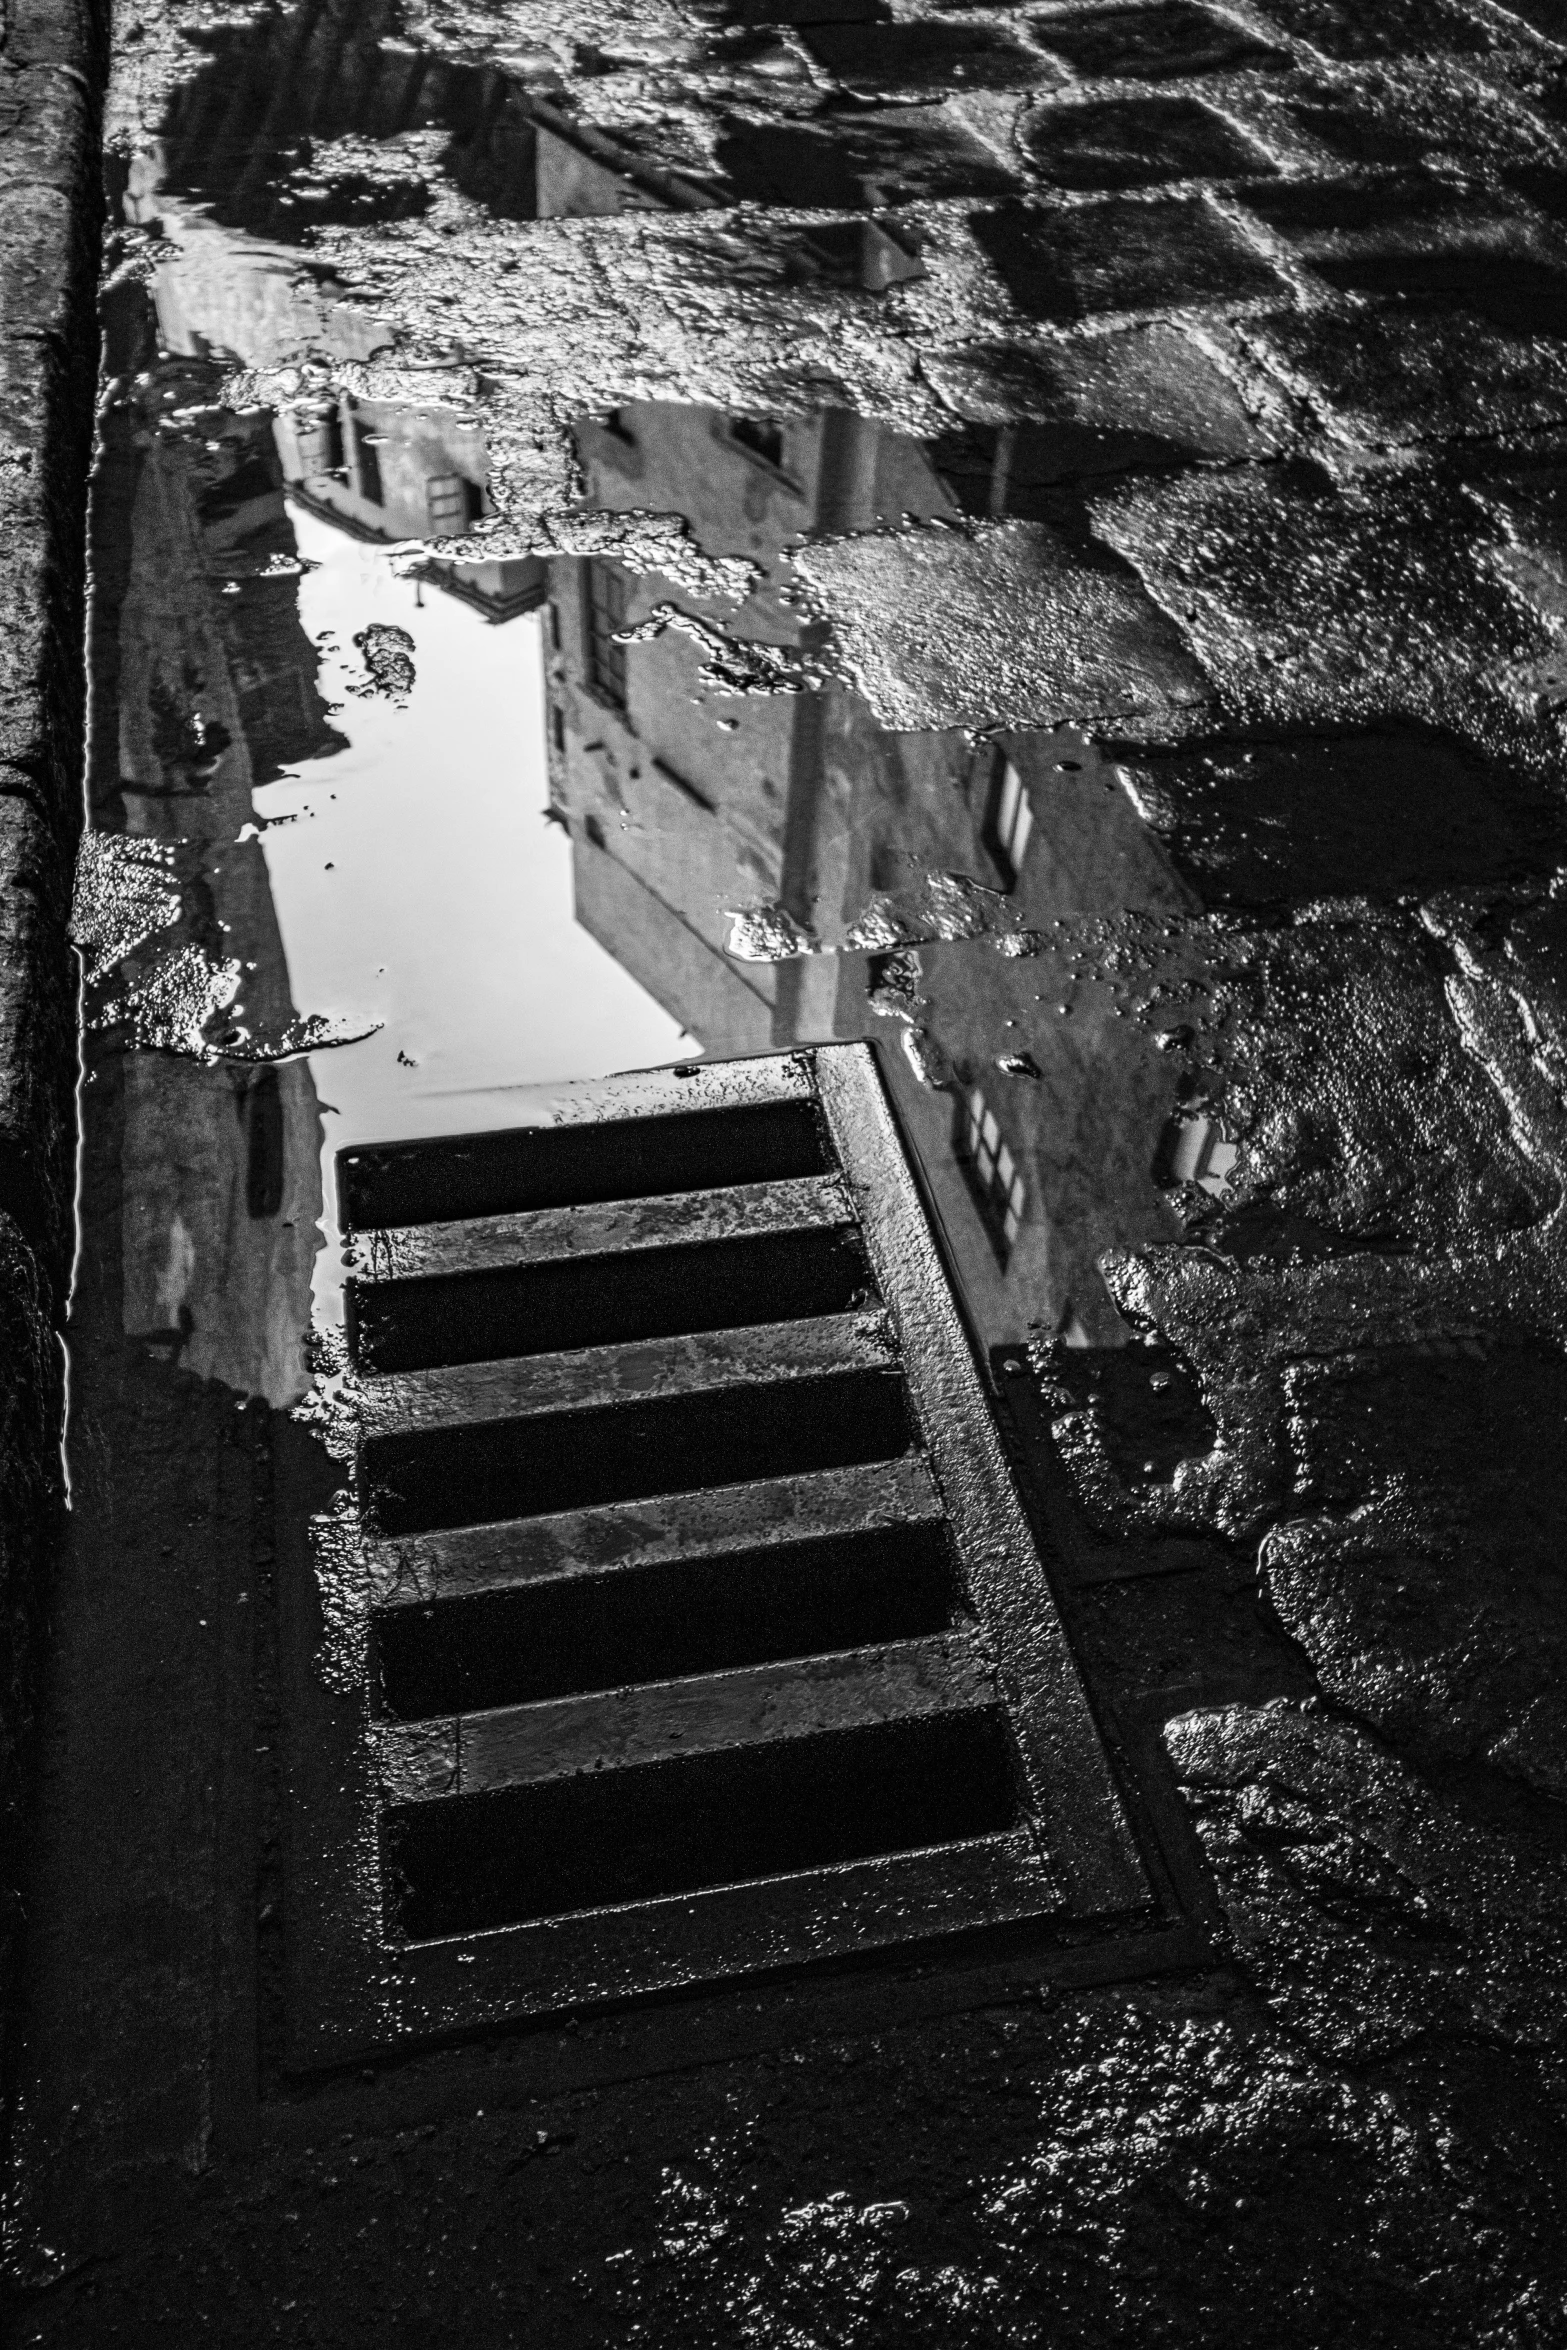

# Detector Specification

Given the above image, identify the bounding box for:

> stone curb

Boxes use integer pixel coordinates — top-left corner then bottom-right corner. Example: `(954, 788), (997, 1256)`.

(0, 0), (107, 2100)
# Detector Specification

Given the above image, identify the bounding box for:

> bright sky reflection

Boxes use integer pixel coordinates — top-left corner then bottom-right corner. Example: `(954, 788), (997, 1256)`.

(255, 504), (695, 1320)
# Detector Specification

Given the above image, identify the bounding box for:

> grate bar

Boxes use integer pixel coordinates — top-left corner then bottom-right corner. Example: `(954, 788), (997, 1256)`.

(353, 1174), (855, 1283)
(376, 1630), (998, 1803)
(358, 1311), (897, 1439)
(362, 1453), (946, 1609)
(387, 1827), (1061, 1996)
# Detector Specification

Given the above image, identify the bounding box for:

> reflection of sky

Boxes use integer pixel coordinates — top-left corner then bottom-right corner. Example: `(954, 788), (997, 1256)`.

(257, 505), (695, 1321)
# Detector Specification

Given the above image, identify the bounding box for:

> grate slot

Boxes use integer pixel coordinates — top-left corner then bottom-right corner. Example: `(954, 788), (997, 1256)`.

(340, 1098), (831, 1231)
(373, 1519), (961, 1718)
(349, 1225), (877, 1376)
(361, 1367), (916, 1537)
(383, 1709), (1021, 1941)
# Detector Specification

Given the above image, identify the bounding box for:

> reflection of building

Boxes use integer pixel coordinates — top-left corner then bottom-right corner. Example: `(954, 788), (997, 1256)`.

(98, 361), (333, 1406)
(545, 403), (1199, 1351)
(152, 0), (717, 236)
(151, 0), (1022, 232)
(547, 405), (958, 1055)
(125, 174), (550, 628)
(828, 706), (1195, 1353)
(99, 174), (548, 1397)
(273, 396), (547, 623)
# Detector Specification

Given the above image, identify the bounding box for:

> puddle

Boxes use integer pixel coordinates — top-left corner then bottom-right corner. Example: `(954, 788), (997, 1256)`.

(91, 44), (1566, 1441)
(142, 0), (1036, 231)
(85, 79), (1236, 1438)
(150, 5), (725, 230)
(793, 20), (1062, 95)
(85, 314), (693, 1406)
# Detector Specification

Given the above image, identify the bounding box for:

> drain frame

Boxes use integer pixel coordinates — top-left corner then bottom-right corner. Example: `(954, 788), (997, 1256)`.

(278, 1045), (1151, 2067)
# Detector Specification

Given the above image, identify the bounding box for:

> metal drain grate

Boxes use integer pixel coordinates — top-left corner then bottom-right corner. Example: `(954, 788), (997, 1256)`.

(280, 1047), (1150, 2063)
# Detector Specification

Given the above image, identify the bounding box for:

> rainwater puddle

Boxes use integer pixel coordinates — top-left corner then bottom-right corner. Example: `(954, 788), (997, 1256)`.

(81, 322), (698, 1414)
(76, 27), (1229, 1476)
(145, 0), (1028, 227)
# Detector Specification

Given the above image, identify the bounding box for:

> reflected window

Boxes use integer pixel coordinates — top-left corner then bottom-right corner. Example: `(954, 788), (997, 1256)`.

(244, 1068), (285, 1220)
(985, 755), (1033, 889)
(585, 561), (631, 710)
(427, 474), (480, 532)
(1157, 1113), (1238, 1198)
(958, 1085), (1026, 1261)
(727, 415), (787, 472)
(295, 405), (345, 479)
(352, 418), (384, 506)
(583, 410), (645, 483)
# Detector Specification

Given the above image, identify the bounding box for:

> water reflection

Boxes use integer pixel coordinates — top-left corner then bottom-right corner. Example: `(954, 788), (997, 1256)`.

(85, 57), (1227, 1423)
(547, 400), (1196, 1352)
(261, 501), (692, 1332)
(275, 395), (548, 620)
(87, 365), (336, 1403)
(145, 0), (1026, 234)
(86, 246), (690, 1407)
(150, 0), (723, 232)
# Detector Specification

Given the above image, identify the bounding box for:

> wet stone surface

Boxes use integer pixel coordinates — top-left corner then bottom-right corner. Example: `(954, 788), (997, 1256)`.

(15, 0), (1567, 2336)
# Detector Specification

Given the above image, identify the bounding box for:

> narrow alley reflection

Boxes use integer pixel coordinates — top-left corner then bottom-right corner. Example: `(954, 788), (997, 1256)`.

(85, 354), (339, 1404)
(85, 238), (691, 1404)
(91, 120), (1225, 1417)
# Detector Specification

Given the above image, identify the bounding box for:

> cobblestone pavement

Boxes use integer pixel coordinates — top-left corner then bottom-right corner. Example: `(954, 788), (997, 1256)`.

(13, 0), (1567, 2340)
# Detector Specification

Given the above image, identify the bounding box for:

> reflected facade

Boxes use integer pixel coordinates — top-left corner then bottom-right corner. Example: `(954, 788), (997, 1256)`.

(93, 357), (337, 1404)
(90, 248), (552, 1408)
(91, 240), (1209, 1401)
(546, 402), (1198, 1352)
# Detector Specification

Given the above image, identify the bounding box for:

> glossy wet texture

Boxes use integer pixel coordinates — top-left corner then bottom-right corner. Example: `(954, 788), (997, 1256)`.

(17, 0), (1567, 2338)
